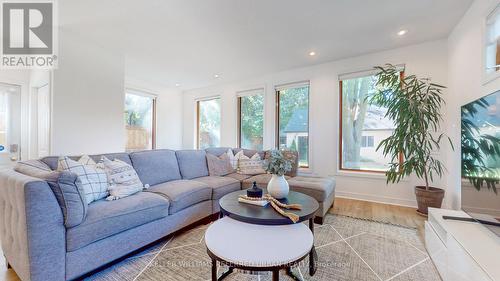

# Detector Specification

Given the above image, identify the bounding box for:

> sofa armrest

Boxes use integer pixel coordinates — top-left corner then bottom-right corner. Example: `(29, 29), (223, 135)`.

(0, 169), (66, 281)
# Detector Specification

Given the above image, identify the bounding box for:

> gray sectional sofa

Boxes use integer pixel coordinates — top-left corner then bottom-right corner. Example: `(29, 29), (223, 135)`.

(0, 147), (335, 281)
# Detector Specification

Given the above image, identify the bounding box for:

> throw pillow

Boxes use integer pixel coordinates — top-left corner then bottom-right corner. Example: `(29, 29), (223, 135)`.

(206, 153), (235, 176)
(46, 171), (88, 228)
(238, 153), (266, 175)
(58, 156), (109, 204)
(14, 159), (57, 179)
(101, 157), (145, 201)
(226, 149), (243, 170)
(78, 154), (97, 166)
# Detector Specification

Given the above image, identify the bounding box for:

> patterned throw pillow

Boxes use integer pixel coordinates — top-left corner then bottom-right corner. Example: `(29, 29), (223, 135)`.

(58, 156), (109, 204)
(238, 153), (266, 175)
(101, 157), (145, 201)
(206, 153), (235, 176)
(14, 159), (57, 179)
(226, 149), (243, 170)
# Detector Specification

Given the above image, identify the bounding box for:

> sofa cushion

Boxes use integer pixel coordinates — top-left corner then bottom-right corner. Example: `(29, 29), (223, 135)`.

(66, 192), (169, 251)
(225, 172), (252, 182)
(47, 171), (88, 228)
(176, 150), (209, 179)
(287, 176), (336, 202)
(242, 174), (290, 189)
(147, 180), (211, 214)
(91, 153), (132, 166)
(130, 150), (181, 186)
(193, 176), (240, 200)
(205, 147), (233, 157)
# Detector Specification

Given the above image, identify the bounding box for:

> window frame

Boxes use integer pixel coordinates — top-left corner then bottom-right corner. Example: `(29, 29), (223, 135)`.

(483, 3), (500, 84)
(124, 89), (157, 151)
(237, 88), (265, 149)
(338, 71), (404, 174)
(275, 81), (311, 169)
(196, 96), (221, 149)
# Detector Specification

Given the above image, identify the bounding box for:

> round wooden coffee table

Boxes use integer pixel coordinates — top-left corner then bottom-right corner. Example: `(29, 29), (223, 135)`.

(209, 190), (319, 280)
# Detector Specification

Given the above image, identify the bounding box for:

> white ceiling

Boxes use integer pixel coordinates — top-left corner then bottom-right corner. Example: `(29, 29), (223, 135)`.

(60, 0), (472, 90)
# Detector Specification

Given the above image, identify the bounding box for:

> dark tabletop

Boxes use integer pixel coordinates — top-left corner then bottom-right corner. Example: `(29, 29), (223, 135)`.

(219, 190), (319, 225)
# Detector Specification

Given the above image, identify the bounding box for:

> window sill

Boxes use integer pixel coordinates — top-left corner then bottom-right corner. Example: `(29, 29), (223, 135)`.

(332, 169), (405, 181)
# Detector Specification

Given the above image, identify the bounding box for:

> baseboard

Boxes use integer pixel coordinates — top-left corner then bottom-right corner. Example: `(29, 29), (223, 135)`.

(335, 191), (417, 208)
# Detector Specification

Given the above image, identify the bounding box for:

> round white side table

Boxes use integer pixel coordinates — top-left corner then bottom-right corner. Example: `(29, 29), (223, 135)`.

(205, 216), (313, 281)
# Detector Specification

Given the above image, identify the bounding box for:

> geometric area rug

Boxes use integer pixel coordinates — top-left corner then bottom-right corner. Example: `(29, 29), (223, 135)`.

(84, 214), (441, 281)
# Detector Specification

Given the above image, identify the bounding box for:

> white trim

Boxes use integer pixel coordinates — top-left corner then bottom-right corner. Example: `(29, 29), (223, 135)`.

(194, 95), (220, 102)
(338, 64), (405, 80)
(335, 191), (418, 208)
(125, 87), (158, 99)
(236, 87), (265, 97)
(274, 80), (310, 92)
(481, 2), (500, 85)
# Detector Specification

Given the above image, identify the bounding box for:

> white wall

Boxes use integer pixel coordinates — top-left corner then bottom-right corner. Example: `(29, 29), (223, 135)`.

(183, 40), (449, 207)
(445, 0), (500, 210)
(51, 29), (126, 155)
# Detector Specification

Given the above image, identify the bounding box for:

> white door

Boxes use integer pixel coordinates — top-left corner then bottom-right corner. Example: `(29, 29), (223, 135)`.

(37, 84), (50, 157)
(0, 83), (21, 169)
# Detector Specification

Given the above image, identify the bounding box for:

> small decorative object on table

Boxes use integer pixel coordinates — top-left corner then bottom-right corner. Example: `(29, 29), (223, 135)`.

(246, 181), (263, 198)
(264, 150), (293, 199)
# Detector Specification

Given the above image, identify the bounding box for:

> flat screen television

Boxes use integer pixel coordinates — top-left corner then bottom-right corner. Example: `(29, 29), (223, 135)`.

(461, 90), (500, 236)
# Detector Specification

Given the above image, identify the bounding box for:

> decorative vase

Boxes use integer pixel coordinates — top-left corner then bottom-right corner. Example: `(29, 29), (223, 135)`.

(267, 174), (289, 199)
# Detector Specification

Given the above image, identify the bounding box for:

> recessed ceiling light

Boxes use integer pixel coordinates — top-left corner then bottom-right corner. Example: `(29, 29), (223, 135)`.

(397, 29), (408, 36)
(309, 51), (316, 56)
(175, 83), (180, 87)
(214, 74), (220, 78)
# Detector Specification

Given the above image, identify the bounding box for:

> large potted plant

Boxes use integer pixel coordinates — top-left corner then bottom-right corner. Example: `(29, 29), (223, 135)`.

(369, 64), (453, 215)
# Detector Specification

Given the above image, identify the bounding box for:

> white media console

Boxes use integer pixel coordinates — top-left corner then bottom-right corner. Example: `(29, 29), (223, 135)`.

(425, 208), (500, 281)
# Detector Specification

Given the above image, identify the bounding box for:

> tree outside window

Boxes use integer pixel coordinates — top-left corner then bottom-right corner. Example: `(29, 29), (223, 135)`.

(340, 73), (401, 172)
(276, 83), (309, 168)
(198, 98), (221, 149)
(238, 91), (264, 150)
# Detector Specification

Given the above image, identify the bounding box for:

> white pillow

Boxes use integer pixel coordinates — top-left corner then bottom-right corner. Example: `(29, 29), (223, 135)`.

(100, 157), (145, 201)
(58, 156), (109, 204)
(227, 149), (244, 170)
(238, 153), (266, 175)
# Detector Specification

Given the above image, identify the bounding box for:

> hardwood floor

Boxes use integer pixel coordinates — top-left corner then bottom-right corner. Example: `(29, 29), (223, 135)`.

(330, 197), (427, 240)
(0, 197), (426, 281)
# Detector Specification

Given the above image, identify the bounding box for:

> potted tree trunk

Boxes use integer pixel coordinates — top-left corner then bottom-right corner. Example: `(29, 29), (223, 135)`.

(369, 64), (453, 215)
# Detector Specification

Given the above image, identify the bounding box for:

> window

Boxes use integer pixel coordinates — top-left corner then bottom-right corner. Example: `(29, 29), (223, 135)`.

(361, 136), (374, 148)
(486, 4), (500, 75)
(124, 90), (156, 151)
(197, 98), (221, 149)
(339, 71), (402, 172)
(276, 82), (309, 168)
(238, 89), (264, 150)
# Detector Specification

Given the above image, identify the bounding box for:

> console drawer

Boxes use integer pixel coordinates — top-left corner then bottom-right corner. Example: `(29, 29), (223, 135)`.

(425, 221), (447, 280)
